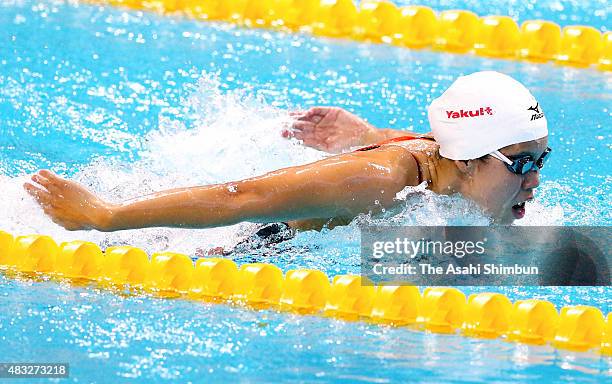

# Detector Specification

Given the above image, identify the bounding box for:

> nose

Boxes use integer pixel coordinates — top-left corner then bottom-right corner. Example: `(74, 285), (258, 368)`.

(522, 168), (540, 189)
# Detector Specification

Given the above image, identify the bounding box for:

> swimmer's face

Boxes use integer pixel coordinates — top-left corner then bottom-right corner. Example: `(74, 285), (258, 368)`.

(459, 137), (549, 224)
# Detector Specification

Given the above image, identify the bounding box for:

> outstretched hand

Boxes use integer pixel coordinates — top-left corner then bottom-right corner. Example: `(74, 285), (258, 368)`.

(23, 170), (113, 231)
(283, 107), (378, 153)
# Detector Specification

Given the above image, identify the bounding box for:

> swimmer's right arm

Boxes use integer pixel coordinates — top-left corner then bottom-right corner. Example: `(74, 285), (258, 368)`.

(285, 107), (423, 153)
(24, 145), (420, 231)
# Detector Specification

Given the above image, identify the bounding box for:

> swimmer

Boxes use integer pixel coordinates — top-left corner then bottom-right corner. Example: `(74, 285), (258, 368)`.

(24, 71), (550, 235)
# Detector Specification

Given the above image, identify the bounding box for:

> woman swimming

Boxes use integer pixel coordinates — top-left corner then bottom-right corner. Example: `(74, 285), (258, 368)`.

(24, 71), (550, 232)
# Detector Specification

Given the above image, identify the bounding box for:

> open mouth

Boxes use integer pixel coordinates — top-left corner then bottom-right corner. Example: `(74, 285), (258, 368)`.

(511, 202), (526, 219)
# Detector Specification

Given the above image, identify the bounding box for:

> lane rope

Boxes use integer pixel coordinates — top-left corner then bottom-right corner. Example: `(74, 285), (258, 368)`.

(1, 231), (610, 354)
(91, 0), (612, 71)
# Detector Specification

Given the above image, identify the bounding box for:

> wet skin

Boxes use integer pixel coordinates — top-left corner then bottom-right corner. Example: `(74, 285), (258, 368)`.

(23, 136), (547, 231)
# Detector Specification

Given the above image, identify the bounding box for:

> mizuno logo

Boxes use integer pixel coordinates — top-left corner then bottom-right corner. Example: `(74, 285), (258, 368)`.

(528, 102), (544, 121)
(446, 107), (493, 119)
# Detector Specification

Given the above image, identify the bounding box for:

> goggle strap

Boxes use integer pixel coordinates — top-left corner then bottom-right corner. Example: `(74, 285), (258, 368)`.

(488, 150), (514, 165)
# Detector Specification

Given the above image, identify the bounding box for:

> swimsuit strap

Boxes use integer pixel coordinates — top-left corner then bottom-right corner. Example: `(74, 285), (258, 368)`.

(355, 135), (436, 184)
(354, 135), (435, 152)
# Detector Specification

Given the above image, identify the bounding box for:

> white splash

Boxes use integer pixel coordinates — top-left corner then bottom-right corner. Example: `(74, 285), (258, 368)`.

(0, 73), (323, 256)
(361, 182), (492, 226)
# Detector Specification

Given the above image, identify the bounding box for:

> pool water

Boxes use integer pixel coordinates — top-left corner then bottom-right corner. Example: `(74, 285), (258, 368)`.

(0, 0), (610, 382)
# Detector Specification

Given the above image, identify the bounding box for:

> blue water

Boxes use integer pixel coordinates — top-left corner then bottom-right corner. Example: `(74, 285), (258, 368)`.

(0, 1), (610, 382)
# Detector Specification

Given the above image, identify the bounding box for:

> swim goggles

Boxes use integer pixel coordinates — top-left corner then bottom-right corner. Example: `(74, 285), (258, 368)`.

(489, 147), (552, 175)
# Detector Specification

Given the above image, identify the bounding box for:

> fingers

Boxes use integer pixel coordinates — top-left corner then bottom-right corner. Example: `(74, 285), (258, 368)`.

(282, 112), (311, 139)
(281, 124), (327, 150)
(290, 107), (330, 121)
(23, 182), (53, 205)
(306, 106), (332, 117)
(33, 170), (61, 184)
(30, 174), (59, 193)
(308, 115), (323, 124)
(281, 129), (309, 141)
(282, 121), (315, 139)
(290, 112), (321, 124)
(31, 174), (50, 186)
(24, 173), (84, 230)
(301, 108), (329, 123)
(38, 169), (62, 181)
(291, 130), (308, 141)
(29, 171), (66, 195)
(24, 182), (81, 230)
(291, 121), (315, 132)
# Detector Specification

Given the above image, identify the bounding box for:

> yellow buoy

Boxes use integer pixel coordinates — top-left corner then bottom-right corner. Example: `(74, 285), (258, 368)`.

(553, 305), (605, 352)
(232, 263), (284, 308)
(507, 299), (559, 345)
(278, 0), (322, 31)
(100, 246), (150, 286)
(189, 258), (239, 301)
(141, 0), (167, 14)
(2, 230), (610, 355)
(395, 6), (438, 48)
(179, 0), (213, 19)
(161, 0), (180, 13)
(13, 235), (59, 274)
(462, 292), (513, 338)
(279, 269), (330, 313)
(556, 25), (604, 67)
(602, 313), (612, 355)
(241, 0), (277, 28)
(369, 285), (420, 326)
(146, 252), (194, 295)
(188, 0), (246, 22)
(312, 0), (360, 38)
(355, 0), (401, 43)
(433, 10), (480, 53)
(418, 287), (466, 334)
(108, 0), (143, 10)
(474, 16), (520, 58)
(323, 275), (376, 320)
(517, 20), (561, 63)
(0, 231), (15, 268)
(55, 241), (104, 280)
(598, 31), (612, 71)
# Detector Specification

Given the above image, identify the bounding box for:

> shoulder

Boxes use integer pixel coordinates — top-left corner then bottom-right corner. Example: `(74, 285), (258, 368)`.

(381, 139), (443, 187)
(349, 143), (422, 187)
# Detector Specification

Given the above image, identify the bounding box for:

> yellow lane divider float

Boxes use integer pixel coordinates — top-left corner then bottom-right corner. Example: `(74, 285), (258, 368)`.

(95, 0), (612, 71)
(1, 231), (610, 355)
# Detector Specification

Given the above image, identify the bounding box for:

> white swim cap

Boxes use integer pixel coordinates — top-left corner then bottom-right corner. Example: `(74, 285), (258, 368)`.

(428, 71), (548, 160)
